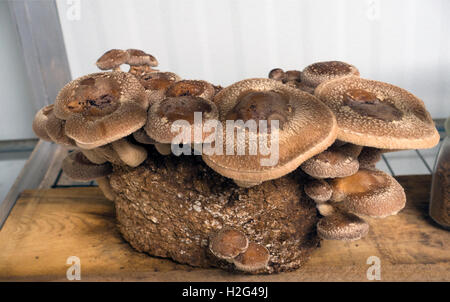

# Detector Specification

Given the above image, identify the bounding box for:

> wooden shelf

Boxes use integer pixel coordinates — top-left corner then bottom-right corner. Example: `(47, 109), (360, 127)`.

(0, 175), (448, 281)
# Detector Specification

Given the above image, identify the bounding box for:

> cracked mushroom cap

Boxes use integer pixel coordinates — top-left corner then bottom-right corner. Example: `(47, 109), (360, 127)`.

(301, 61), (360, 88)
(304, 179), (333, 203)
(145, 96), (219, 144)
(62, 150), (112, 181)
(202, 78), (337, 184)
(165, 80), (215, 101)
(54, 72), (148, 149)
(96, 49), (129, 71)
(314, 76), (440, 149)
(330, 168), (406, 218)
(209, 228), (249, 261)
(32, 105), (55, 142)
(233, 242), (270, 272)
(301, 143), (362, 178)
(317, 211), (369, 241)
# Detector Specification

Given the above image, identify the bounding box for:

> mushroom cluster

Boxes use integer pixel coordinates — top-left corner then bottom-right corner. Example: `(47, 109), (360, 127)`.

(32, 50), (439, 273)
(269, 61), (439, 241)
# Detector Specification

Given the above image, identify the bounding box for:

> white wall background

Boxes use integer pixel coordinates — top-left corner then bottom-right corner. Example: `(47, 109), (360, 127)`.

(0, 1), (36, 140)
(57, 0), (450, 118)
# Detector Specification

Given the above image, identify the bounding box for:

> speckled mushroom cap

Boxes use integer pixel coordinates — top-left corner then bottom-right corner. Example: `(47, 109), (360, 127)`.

(125, 49), (158, 67)
(317, 211), (369, 241)
(96, 49), (129, 70)
(165, 80), (215, 101)
(145, 96), (219, 144)
(314, 76), (440, 149)
(330, 168), (406, 218)
(233, 242), (270, 272)
(301, 61), (360, 88)
(202, 78), (337, 183)
(32, 105), (55, 142)
(62, 150), (113, 181)
(54, 71), (148, 149)
(209, 228), (248, 261)
(301, 143), (362, 179)
(304, 179), (333, 203)
(138, 72), (181, 92)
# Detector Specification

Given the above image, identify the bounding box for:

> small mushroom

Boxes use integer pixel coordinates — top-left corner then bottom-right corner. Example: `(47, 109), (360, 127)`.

(301, 143), (362, 179)
(202, 78), (337, 186)
(233, 242), (270, 272)
(330, 168), (406, 218)
(314, 76), (440, 149)
(304, 179), (333, 203)
(32, 105), (56, 142)
(126, 49), (158, 76)
(317, 211), (369, 241)
(96, 49), (129, 71)
(358, 147), (383, 169)
(268, 68), (286, 81)
(62, 150), (112, 181)
(80, 148), (108, 164)
(301, 61), (360, 89)
(54, 72), (148, 149)
(209, 228), (249, 262)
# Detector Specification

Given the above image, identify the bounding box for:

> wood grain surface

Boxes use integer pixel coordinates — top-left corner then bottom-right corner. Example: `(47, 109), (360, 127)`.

(0, 175), (448, 281)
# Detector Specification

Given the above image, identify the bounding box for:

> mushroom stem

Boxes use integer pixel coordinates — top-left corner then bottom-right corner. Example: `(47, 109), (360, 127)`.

(111, 138), (147, 167)
(155, 143), (172, 155)
(234, 180), (262, 188)
(317, 203), (335, 216)
(96, 177), (116, 201)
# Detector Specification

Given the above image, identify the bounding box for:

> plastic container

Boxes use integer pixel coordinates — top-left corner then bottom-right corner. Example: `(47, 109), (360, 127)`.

(429, 117), (450, 229)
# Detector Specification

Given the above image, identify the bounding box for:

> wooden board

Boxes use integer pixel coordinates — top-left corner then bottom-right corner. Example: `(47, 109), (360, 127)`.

(0, 175), (448, 281)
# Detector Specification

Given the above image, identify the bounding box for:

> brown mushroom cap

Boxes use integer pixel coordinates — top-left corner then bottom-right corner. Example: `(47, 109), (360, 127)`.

(268, 68), (285, 81)
(233, 242), (270, 272)
(32, 105), (55, 142)
(145, 96), (219, 144)
(317, 211), (369, 241)
(45, 111), (76, 147)
(165, 80), (215, 101)
(96, 49), (129, 71)
(301, 143), (362, 179)
(304, 179), (333, 203)
(202, 78), (337, 183)
(54, 72), (148, 149)
(330, 168), (406, 218)
(301, 61), (360, 88)
(138, 72), (180, 91)
(125, 49), (158, 67)
(62, 150), (112, 181)
(358, 147), (383, 169)
(314, 76), (440, 149)
(209, 228), (249, 261)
